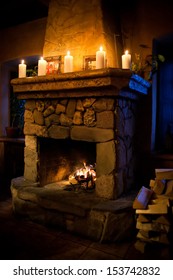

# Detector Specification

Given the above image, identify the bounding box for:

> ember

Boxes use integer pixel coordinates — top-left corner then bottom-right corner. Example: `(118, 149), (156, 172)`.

(69, 162), (96, 189)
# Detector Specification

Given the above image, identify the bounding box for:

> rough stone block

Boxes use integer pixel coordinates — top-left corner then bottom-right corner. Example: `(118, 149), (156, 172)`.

(96, 141), (115, 176)
(25, 135), (37, 151)
(24, 123), (48, 137)
(48, 125), (70, 139)
(87, 210), (106, 241)
(96, 111), (114, 128)
(71, 126), (114, 142)
(24, 147), (38, 181)
(24, 109), (34, 123)
(100, 211), (136, 242)
(92, 98), (114, 112)
(96, 174), (115, 199)
(66, 99), (77, 118)
(33, 109), (44, 125)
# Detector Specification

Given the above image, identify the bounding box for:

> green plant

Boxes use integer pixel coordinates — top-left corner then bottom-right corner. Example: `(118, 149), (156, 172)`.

(9, 65), (37, 133)
(10, 91), (25, 132)
(26, 65), (38, 77)
(131, 53), (165, 81)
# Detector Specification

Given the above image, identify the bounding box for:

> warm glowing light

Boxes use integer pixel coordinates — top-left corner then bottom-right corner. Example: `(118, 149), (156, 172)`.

(68, 162), (96, 189)
(75, 162), (96, 180)
(96, 46), (106, 69)
(38, 57), (47, 76)
(18, 59), (26, 78)
(122, 50), (131, 69)
(64, 51), (73, 73)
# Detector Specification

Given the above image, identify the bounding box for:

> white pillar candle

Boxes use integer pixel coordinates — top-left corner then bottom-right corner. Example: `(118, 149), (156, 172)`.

(38, 57), (47, 76)
(64, 51), (73, 73)
(122, 50), (131, 69)
(18, 60), (26, 78)
(96, 46), (106, 69)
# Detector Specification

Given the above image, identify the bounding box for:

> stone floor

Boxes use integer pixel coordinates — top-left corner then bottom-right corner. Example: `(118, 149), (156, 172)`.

(0, 183), (172, 260)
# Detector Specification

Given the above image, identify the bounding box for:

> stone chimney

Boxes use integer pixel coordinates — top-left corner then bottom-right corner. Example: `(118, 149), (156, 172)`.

(43, 0), (122, 71)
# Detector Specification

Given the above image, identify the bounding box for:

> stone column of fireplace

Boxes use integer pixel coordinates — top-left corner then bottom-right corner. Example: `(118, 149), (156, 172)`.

(11, 68), (149, 200)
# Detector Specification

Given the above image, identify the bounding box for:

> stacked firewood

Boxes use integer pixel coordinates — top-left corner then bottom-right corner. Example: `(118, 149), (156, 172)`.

(133, 169), (173, 253)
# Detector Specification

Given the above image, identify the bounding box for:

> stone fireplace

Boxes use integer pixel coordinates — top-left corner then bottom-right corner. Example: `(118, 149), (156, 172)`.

(9, 0), (152, 242)
(10, 68), (150, 241)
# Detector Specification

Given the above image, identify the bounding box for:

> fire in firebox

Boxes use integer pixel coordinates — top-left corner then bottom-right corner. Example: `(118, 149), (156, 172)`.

(68, 162), (96, 190)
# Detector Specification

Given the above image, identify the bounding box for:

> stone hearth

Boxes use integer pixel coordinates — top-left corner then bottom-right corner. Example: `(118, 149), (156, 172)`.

(10, 68), (150, 241)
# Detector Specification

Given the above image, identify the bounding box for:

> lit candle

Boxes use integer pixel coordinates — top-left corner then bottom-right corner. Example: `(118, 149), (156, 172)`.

(96, 46), (106, 69)
(38, 57), (47, 76)
(122, 50), (131, 69)
(18, 60), (26, 78)
(64, 51), (73, 73)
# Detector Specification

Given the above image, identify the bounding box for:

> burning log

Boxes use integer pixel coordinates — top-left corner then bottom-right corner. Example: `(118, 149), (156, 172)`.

(68, 162), (96, 190)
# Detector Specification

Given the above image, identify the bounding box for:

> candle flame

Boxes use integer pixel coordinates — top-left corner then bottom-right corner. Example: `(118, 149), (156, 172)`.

(100, 46), (103, 51)
(67, 51), (70, 56)
(21, 60), (24, 64)
(125, 50), (129, 55)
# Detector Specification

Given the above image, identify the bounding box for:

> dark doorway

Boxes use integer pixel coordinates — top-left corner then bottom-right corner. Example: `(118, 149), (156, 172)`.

(153, 34), (173, 152)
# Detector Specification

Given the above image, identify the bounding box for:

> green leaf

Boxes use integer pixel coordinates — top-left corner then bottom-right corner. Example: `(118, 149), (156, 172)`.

(158, 54), (165, 62)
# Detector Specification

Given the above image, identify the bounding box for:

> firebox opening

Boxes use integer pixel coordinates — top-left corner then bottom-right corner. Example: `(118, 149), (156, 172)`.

(39, 138), (96, 189)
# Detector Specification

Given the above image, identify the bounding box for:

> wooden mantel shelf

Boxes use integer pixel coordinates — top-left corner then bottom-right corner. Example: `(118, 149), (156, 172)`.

(10, 68), (150, 100)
